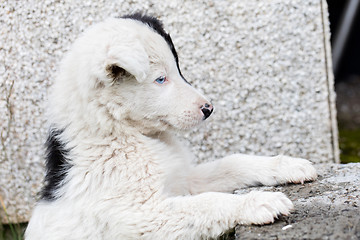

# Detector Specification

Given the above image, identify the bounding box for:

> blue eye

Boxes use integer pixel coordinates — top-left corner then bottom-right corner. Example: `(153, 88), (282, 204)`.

(155, 76), (167, 84)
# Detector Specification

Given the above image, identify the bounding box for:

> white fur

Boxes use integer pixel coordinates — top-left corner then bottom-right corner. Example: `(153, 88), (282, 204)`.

(25, 17), (317, 240)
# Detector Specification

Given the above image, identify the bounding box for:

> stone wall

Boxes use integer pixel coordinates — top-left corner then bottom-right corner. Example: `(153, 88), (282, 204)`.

(0, 0), (338, 223)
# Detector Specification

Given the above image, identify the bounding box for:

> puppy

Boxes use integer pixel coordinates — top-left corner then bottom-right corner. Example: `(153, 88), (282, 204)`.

(25, 13), (317, 240)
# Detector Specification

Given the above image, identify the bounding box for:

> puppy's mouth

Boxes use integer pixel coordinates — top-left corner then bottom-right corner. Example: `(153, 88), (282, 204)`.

(161, 115), (204, 130)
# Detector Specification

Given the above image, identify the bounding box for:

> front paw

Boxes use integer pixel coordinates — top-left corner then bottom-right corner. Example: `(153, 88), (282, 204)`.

(275, 155), (317, 184)
(238, 191), (294, 225)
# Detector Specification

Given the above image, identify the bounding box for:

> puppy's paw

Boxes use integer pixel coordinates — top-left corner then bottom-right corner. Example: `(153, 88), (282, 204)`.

(238, 191), (294, 225)
(275, 155), (317, 184)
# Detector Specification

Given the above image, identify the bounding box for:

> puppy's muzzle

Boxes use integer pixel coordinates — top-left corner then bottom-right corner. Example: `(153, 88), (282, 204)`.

(201, 103), (213, 120)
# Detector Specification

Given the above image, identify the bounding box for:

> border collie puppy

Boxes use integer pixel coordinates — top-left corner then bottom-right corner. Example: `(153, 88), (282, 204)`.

(25, 13), (317, 240)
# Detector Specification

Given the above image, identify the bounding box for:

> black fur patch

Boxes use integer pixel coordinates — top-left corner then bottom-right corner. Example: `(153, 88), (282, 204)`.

(122, 13), (190, 84)
(40, 128), (72, 201)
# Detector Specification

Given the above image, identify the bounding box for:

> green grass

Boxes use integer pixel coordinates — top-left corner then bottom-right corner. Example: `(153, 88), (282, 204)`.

(0, 223), (25, 240)
(339, 128), (360, 163)
(0, 197), (25, 240)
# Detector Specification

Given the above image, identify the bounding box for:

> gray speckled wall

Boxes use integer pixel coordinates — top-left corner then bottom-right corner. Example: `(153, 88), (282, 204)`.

(0, 0), (337, 223)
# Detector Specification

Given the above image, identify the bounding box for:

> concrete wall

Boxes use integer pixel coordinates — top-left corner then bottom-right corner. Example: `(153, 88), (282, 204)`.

(0, 0), (338, 223)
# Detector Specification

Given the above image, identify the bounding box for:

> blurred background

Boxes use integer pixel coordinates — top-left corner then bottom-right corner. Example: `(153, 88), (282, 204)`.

(328, 0), (360, 163)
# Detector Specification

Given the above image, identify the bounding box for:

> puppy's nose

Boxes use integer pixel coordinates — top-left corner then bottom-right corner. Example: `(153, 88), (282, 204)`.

(200, 103), (213, 120)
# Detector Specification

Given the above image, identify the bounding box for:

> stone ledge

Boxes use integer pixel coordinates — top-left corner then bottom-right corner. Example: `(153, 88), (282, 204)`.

(234, 163), (360, 239)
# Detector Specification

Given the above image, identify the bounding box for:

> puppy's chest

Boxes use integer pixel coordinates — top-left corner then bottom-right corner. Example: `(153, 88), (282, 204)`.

(155, 143), (192, 196)
(82, 136), (190, 198)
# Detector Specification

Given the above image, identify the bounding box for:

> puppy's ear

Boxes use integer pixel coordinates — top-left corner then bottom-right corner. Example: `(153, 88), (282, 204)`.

(106, 41), (149, 83)
(106, 64), (131, 82)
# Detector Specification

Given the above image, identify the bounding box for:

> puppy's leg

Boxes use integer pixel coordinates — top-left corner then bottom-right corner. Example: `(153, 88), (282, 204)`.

(188, 154), (317, 194)
(145, 191), (293, 239)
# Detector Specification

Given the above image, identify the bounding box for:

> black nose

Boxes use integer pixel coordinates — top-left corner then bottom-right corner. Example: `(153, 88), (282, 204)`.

(201, 103), (213, 120)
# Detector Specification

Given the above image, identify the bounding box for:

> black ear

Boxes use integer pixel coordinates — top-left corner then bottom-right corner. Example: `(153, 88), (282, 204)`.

(106, 64), (132, 82)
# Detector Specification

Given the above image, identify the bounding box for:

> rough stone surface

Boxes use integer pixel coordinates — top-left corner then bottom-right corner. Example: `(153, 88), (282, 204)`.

(0, 0), (337, 222)
(234, 163), (360, 240)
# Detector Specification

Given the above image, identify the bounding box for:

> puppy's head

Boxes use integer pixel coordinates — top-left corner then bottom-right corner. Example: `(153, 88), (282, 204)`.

(55, 13), (213, 134)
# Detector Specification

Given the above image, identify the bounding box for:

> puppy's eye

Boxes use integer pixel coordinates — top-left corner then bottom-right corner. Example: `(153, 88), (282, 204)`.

(154, 76), (167, 84)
